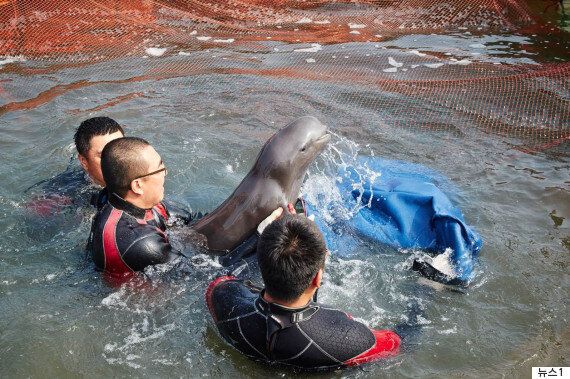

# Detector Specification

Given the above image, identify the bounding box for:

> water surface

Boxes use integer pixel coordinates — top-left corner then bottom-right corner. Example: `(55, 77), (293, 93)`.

(0, 1), (568, 377)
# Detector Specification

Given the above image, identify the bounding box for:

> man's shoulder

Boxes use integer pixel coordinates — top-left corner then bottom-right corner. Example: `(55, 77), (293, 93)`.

(206, 276), (260, 321)
(26, 165), (100, 218)
(91, 201), (173, 271)
(33, 164), (90, 196)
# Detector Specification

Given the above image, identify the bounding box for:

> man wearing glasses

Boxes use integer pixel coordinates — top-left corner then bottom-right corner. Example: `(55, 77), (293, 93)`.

(88, 137), (180, 281)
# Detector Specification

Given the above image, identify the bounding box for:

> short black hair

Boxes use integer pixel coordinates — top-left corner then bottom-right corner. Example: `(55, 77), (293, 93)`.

(74, 117), (124, 156)
(101, 137), (150, 197)
(257, 214), (327, 302)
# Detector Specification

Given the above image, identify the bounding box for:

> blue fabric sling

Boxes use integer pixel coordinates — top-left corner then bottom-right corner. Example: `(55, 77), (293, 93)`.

(305, 156), (482, 285)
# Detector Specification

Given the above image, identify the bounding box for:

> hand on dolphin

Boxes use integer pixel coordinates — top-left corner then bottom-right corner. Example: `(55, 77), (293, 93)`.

(287, 203), (296, 215)
(257, 202), (314, 235)
(257, 207), (284, 234)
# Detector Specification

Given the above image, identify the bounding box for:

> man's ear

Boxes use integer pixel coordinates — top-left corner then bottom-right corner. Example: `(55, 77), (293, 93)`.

(312, 269), (323, 288)
(130, 178), (144, 195)
(78, 154), (89, 171)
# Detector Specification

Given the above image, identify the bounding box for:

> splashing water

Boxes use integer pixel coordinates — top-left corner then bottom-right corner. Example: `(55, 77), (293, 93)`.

(302, 132), (380, 229)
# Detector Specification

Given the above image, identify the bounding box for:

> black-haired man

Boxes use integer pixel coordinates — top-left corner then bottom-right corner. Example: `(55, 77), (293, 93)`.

(206, 212), (400, 370)
(89, 137), (182, 281)
(27, 116), (124, 216)
(74, 116), (125, 188)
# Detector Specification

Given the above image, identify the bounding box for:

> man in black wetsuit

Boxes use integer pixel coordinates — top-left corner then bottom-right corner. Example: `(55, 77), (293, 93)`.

(27, 116), (124, 215)
(89, 137), (182, 282)
(206, 212), (401, 370)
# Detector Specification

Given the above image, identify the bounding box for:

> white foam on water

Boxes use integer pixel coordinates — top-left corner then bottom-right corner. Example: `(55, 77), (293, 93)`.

(305, 58), (316, 63)
(101, 286), (130, 309)
(450, 58), (472, 65)
(438, 326), (458, 334)
(145, 47), (167, 56)
(424, 63), (444, 68)
(196, 36), (211, 41)
(153, 358), (176, 366)
(303, 132), (379, 225)
(188, 254), (222, 269)
(103, 317), (177, 369)
(349, 30), (361, 35)
(102, 316), (176, 367)
(225, 164), (234, 173)
(178, 51), (191, 56)
(409, 50), (427, 57)
(365, 304), (390, 326)
(31, 272), (60, 284)
(321, 258), (379, 302)
(416, 315), (431, 325)
(302, 174), (345, 224)
(314, 20), (330, 24)
(213, 38), (235, 43)
(296, 17), (312, 24)
(0, 55), (25, 66)
(383, 67), (397, 73)
(122, 319), (176, 349)
(348, 23), (366, 29)
(469, 43), (486, 49)
(430, 248), (456, 277)
(294, 43), (322, 52)
(388, 56), (403, 67)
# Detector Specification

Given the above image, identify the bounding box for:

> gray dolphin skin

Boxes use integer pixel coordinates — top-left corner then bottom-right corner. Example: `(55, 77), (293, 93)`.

(190, 116), (330, 253)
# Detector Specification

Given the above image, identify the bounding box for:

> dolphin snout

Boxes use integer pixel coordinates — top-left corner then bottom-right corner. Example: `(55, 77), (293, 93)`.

(317, 132), (331, 143)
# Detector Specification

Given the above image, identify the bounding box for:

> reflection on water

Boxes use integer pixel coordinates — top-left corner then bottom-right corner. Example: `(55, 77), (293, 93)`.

(0, 0), (569, 377)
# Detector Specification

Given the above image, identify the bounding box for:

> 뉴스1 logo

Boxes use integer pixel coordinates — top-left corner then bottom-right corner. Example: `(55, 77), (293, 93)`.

(532, 367), (569, 379)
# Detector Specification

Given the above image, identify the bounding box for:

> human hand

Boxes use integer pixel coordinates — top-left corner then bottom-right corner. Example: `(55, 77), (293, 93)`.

(289, 199), (315, 221)
(257, 207), (284, 234)
(286, 203), (296, 215)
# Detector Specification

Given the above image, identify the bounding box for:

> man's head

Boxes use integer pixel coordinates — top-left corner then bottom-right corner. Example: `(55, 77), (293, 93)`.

(74, 117), (124, 186)
(101, 137), (167, 209)
(257, 214), (328, 302)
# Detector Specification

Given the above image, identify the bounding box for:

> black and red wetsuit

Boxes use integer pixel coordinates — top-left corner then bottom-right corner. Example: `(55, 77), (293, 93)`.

(89, 192), (181, 280)
(206, 276), (400, 370)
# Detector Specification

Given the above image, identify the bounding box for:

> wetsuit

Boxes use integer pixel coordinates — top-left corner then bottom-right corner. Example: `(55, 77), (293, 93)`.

(89, 192), (182, 279)
(26, 165), (100, 213)
(206, 276), (400, 370)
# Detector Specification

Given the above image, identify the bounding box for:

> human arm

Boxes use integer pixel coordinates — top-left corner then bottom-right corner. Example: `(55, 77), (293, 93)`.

(120, 229), (180, 272)
(161, 199), (204, 226)
(344, 328), (401, 366)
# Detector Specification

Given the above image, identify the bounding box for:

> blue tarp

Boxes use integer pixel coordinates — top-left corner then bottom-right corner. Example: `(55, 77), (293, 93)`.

(305, 156), (482, 285)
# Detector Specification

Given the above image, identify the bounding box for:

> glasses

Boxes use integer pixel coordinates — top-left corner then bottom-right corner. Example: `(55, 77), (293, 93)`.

(133, 166), (167, 180)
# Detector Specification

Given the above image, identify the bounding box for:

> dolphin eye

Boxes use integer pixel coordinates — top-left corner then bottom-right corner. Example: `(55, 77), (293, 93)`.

(300, 146), (306, 152)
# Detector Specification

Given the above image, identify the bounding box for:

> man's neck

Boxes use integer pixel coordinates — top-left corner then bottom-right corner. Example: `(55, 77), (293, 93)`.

(263, 289), (316, 309)
(123, 193), (151, 210)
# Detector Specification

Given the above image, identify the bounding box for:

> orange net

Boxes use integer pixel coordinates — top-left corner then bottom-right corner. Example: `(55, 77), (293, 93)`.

(0, 0), (568, 152)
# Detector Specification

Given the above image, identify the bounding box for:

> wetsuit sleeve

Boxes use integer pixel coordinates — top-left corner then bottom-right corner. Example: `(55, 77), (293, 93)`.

(205, 275), (238, 321)
(161, 200), (204, 226)
(343, 328), (401, 366)
(121, 230), (179, 272)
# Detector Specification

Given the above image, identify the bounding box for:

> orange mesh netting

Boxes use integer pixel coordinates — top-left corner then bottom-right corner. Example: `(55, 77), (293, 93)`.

(0, 0), (568, 152)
